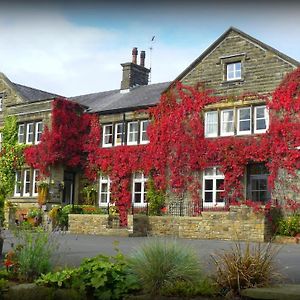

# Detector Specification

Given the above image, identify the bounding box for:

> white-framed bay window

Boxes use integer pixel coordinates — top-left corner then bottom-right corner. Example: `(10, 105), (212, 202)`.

(99, 176), (111, 206)
(14, 170), (22, 197)
(140, 120), (150, 144)
(254, 106), (269, 133)
(32, 169), (40, 196)
(203, 167), (225, 208)
(35, 121), (43, 144)
(221, 109), (234, 136)
(237, 107), (251, 135)
(132, 173), (148, 206)
(204, 111), (218, 137)
(102, 124), (113, 147)
(127, 122), (138, 145)
(23, 169), (31, 196)
(114, 123), (125, 146)
(26, 123), (34, 144)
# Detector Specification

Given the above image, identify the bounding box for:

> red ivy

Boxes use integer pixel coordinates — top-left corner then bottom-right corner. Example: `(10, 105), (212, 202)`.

(24, 98), (92, 176)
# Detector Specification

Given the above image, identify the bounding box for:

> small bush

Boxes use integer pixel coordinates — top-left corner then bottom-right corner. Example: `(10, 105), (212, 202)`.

(36, 250), (140, 299)
(162, 277), (218, 297)
(277, 214), (300, 236)
(129, 239), (202, 295)
(11, 227), (59, 281)
(211, 241), (280, 296)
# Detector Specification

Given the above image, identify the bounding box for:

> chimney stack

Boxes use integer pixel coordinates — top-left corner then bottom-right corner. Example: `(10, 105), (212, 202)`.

(132, 47), (138, 64)
(120, 48), (150, 91)
(140, 51), (145, 67)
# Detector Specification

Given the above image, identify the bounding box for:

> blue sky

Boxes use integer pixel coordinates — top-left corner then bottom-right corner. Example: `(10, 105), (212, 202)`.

(0, 1), (299, 96)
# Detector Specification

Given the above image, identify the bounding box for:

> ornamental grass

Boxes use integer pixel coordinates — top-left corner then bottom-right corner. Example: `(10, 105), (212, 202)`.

(129, 238), (203, 295)
(211, 241), (281, 296)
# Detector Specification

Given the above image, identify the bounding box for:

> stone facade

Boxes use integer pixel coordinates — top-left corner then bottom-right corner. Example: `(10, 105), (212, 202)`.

(68, 206), (273, 242)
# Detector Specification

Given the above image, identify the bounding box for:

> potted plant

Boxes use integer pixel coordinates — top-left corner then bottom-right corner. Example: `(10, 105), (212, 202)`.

(27, 207), (43, 226)
(37, 181), (49, 206)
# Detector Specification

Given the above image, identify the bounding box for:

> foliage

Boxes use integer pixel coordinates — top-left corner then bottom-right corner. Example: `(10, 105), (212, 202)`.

(36, 250), (140, 299)
(9, 227), (59, 281)
(24, 98), (93, 176)
(211, 241), (280, 296)
(129, 238), (202, 295)
(277, 214), (300, 236)
(0, 116), (26, 224)
(146, 177), (166, 215)
(49, 204), (104, 229)
(27, 207), (43, 219)
(81, 182), (98, 205)
(161, 277), (218, 297)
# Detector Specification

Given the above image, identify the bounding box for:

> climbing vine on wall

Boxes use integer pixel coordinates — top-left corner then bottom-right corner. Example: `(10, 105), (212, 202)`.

(0, 116), (26, 222)
(24, 98), (93, 176)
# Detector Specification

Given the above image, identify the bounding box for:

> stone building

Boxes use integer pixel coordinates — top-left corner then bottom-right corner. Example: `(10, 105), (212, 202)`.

(1, 27), (299, 216)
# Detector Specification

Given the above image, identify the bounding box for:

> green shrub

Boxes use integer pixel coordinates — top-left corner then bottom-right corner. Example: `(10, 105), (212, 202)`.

(162, 277), (218, 297)
(12, 227), (59, 281)
(211, 241), (280, 296)
(129, 239), (202, 295)
(37, 251), (140, 299)
(146, 178), (166, 215)
(277, 214), (300, 236)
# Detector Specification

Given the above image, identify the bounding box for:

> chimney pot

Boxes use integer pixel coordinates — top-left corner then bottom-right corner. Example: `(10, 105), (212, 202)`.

(132, 47), (138, 64)
(140, 50), (146, 67)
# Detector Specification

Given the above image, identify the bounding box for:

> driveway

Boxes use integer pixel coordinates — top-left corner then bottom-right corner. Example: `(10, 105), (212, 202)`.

(3, 230), (300, 283)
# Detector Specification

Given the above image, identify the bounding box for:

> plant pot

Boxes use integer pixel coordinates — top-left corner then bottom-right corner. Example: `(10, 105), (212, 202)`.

(38, 186), (49, 206)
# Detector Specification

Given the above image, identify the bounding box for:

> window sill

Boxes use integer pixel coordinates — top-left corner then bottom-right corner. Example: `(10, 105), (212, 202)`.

(221, 79), (244, 85)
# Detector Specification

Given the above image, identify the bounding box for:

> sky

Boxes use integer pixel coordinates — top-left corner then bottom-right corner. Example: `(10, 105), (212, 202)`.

(0, 0), (299, 97)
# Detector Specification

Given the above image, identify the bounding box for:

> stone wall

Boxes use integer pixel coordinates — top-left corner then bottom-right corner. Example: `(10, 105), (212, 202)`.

(68, 206), (273, 242)
(146, 206), (271, 242)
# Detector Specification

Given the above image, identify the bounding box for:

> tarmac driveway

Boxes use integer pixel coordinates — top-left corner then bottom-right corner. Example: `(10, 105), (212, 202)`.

(3, 230), (300, 283)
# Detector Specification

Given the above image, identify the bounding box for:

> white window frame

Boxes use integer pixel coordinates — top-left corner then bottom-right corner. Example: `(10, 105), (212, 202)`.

(102, 124), (113, 148)
(114, 123), (124, 146)
(26, 123), (34, 144)
(254, 106), (269, 134)
(237, 107), (252, 135)
(32, 169), (39, 196)
(140, 120), (150, 144)
(226, 62), (242, 81)
(202, 167), (225, 208)
(220, 109), (234, 136)
(14, 170), (22, 197)
(18, 124), (25, 144)
(127, 121), (138, 145)
(35, 121), (43, 144)
(99, 176), (111, 206)
(23, 169), (31, 197)
(204, 111), (218, 138)
(132, 173), (148, 207)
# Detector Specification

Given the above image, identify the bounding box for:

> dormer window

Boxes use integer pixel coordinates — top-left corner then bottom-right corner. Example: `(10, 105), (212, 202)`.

(226, 62), (241, 81)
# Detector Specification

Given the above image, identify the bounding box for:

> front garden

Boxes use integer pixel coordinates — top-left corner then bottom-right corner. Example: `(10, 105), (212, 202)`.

(0, 226), (284, 300)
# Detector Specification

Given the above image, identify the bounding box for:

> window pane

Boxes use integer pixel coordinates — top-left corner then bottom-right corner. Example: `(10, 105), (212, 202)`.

(134, 193), (142, 203)
(204, 168), (214, 176)
(216, 168), (224, 176)
(221, 110), (234, 134)
(100, 193), (108, 203)
(256, 107), (265, 118)
(240, 108), (250, 120)
(256, 119), (266, 130)
(204, 179), (213, 190)
(205, 111), (218, 136)
(204, 192), (213, 202)
(216, 192), (224, 203)
(135, 182), (142, 193)
(240, 120), (251, 131)
(101, 183), (108, 193)
(216, 179), (224, 190)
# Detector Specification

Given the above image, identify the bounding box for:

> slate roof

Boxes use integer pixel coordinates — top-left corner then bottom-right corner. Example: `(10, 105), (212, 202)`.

(12, 82), (59, 102)
(168, 27), (300, 89)
(71, 82), (170, 114)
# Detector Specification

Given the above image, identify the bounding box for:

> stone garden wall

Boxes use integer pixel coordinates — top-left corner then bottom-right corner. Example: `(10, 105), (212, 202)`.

(68, 206), (273, 242)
